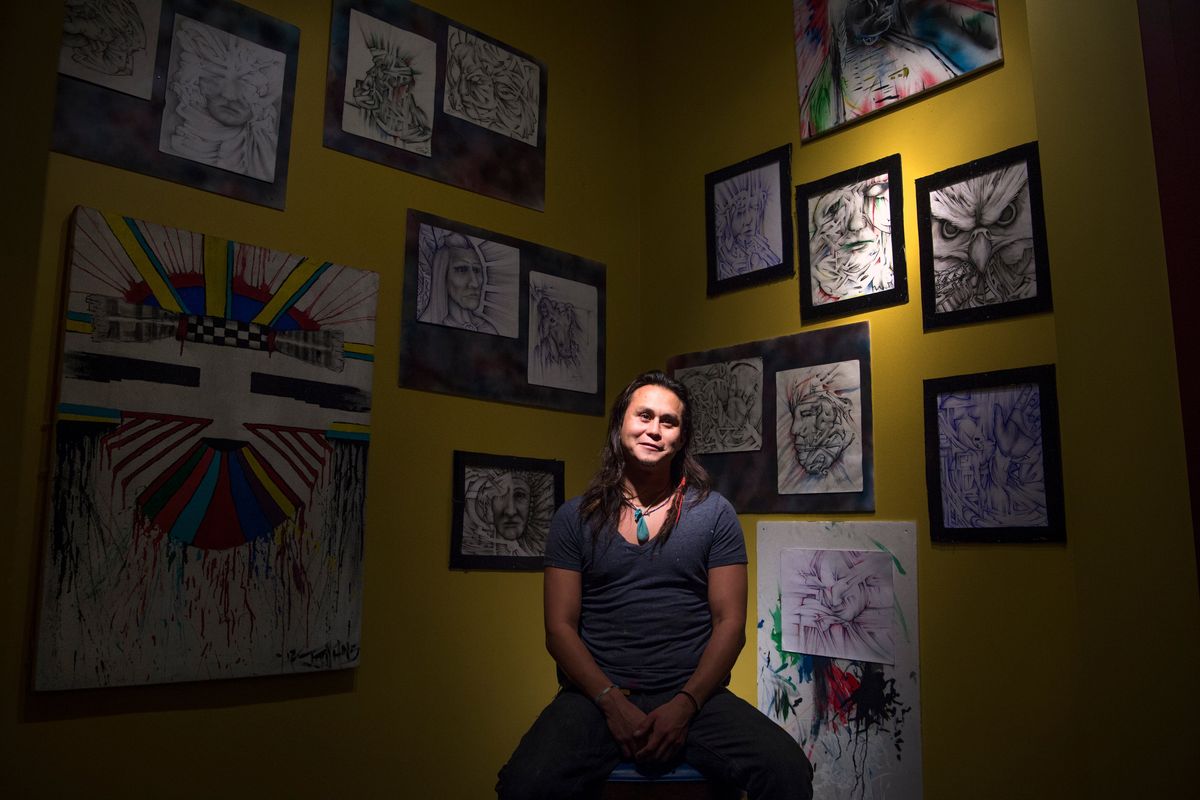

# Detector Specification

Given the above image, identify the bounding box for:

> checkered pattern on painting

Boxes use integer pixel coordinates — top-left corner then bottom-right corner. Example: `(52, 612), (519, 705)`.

(183, 315), (270, 351)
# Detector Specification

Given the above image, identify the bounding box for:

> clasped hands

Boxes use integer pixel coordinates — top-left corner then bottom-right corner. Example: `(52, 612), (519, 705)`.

(600, 691), (697, 764)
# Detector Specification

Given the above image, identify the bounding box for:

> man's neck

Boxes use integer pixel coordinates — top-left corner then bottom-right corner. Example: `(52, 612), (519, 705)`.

(622, 464), (674, 507)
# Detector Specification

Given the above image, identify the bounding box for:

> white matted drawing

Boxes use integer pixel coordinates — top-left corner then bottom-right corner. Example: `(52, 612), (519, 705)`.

(781, 548), (894, 664)
(443, 26), (540, 146)
(775, 360), (863, 494)
(527, 271), (598, 394)
(416, 223), (519, 338)
(675, 358), (763, 454)
(58, 0), (162, 100)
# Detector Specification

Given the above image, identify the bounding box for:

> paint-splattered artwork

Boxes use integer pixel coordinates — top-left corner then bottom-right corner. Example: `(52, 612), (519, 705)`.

(776, 360), (863, 495)
(781, 548), (894, 664)
(52, 0), (299, 208)
(416, 224), (519, 338)
(923, 364), (1065, 542)
(528, 272), (598, 394)
(341, 9), (436, 157)
(443, 26), (540, 146)
(325, 0), (548, 210)
(58, 0), (162, 100)
(159, 14), (286, 182)
(759, 522), (922, 800)
(795, 0), (1003, 139)
(675, 358), (763, 455)
(34, 206), (379, 690)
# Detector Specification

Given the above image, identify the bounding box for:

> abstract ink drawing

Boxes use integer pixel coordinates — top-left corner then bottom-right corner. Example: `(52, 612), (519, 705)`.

(528, 272), (598, 394)
(58, 0), (162, 100)
(443, 26), (540, 146)
(675, 358), (763, 455)
(781, 548), (894, 664)
(35, 206), (378, 690)
(776, 360), (863, 495)
(159, 14), (286, 182)
(460, 467), (555, 558)
(714, 165), (782, 280)
(341, 9), (435, 157)
(416, 224), (519, 338)
(808, 172), (893, 303)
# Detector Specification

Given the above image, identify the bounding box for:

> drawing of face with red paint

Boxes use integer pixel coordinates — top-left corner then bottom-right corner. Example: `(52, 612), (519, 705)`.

(808, 174), (894, 302)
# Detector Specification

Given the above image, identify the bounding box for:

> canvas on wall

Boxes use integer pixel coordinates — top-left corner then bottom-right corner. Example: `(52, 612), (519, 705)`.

(759, 521), (922, 799)
(667, 322), (873, 513)
(794, 0), (1003, 140)
(399, 210), (606, 415)
(52, 0), (300, 209)
(324, 0), (548, 210)
(35, 206), (379, 690)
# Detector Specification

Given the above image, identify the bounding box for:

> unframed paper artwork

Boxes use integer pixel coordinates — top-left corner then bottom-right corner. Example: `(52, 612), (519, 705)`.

(58, 0), (162, 100)
(443, 26), (541, 146)
(714, 164), (783, 280)
(675, 358), (763, 454)
(159, 14), (286, 182)
(461, 466), (555, 558)
(528, 272), (598, 394)
(759, 522), (922, 800)
(808, 172), (894, 304)
(776, 360), (863, 494)
(35, 206), (379, 690)
(342, 9), (435, 157)
(416, 223), (519, 338)
(780, 548), (894, 664)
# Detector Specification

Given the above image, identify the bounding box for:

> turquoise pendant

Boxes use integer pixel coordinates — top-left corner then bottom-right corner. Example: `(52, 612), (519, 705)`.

(633, 508), (649, 544)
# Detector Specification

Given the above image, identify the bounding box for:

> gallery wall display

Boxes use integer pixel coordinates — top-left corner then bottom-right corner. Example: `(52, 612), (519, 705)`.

(399, 210), (606, 415)
(52, 0), (300, 209)
(35, 207), (379, 690)
(915, 141), (1053, 330)
(667, 322), (873, 513)
(324, 0), (549, 210)
(797, 153), (907, 322)
(923, 363), (1065, 543)
(758, 521), (923, 799)
(794, 0), (1004, 140)
(450, 450), (564, 570)
(705, 145), (794, 296)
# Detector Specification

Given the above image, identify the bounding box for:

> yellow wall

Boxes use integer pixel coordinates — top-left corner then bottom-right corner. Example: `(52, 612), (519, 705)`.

(2, 1), (1197, 798)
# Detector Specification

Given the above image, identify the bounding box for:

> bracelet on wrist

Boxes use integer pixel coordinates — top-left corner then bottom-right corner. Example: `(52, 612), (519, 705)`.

(594, 684), (618, 704)
(677, 689), (700, 713)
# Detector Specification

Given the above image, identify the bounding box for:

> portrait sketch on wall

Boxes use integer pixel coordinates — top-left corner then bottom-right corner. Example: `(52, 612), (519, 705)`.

(776, 360), (863, 495)
(35, 206), (379, 690)
(58, 0), (162, 100)
(341, 9), (435, 157)
(416, 223), (519, 338)
(795, 0), (1003, 139)
(159, 14), (287, 182)
(705, 145), (794, 296)
(443, 26), (540, 146)
(917, 142), (1052, 330)
(798, 153), (907, 321)
(923, 364), (1065, 543)
(781, 548), (894, 664)
(759, 522), (922, 799)
(528, 272), (598, 394)
(675, 358), (763, 455)
(451, 451), (564, 570)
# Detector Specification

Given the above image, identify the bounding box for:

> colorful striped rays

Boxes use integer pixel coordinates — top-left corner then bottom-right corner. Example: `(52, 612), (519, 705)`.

(138, 438), (302, 550)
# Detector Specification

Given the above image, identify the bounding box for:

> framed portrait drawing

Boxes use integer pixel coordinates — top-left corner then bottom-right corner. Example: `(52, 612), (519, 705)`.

(923, 364), (1065, 543)
(705, 145), (794, 296)
(916, 141), (1052, 330)
(797, 153), (907, 322)
(450, 451), (564, 570)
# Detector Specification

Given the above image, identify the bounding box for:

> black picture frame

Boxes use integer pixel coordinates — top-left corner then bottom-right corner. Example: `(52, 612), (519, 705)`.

(923, 364), (1066, 543)
(797, 153), (907, 322)
(705, 145), (794, 296)
(450, 451), (565, 570)
(915, 141), (1053, 330)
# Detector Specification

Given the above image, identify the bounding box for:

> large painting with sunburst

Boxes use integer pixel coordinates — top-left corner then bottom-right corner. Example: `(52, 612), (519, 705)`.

(34, 206), (379, 690)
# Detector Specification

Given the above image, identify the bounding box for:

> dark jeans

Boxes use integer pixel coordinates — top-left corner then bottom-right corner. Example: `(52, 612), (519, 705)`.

(496, 687), (813, 800)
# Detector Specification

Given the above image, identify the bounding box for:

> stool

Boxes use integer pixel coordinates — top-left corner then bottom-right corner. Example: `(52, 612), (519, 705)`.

(601, 762), (744, 800)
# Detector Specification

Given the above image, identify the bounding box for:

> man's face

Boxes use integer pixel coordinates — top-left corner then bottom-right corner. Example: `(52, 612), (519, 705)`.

(444, 246), (484, 311)
(201, 71), (254, 127)
(811, 177), (890, 284)
(790, 393), (853, 475)
(620, 385), (684, 472)
(728, 187), (764, 246)
(491, 473), (530, 541)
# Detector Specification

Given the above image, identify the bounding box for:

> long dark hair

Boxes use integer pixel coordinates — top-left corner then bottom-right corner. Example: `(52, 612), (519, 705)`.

(580, 371), (710, 546)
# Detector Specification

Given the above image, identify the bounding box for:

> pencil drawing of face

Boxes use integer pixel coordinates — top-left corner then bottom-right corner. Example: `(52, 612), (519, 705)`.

(463, 467), (554, 557)
(776, 360), (863, 494)
(714, 165), (782, 279)
(443, 26), (540, 145)
(929, 161), (1036, 312)
(808, 173), (893, 303)
(674, 358), (763, 454)
(416, 225), (519, 338)
(527, 272), (597, 394)
(159, 15), (286, 181)
(781, 547), (894, 664)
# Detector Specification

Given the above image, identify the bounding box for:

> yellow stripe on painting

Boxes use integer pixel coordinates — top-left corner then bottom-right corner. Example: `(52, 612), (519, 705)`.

(330, 422), (371, 434)
(242, 449), (297, 518)
(66, 319), (92, 334)
(102, 211), (184, 313)
(252, 257), (318, 325)
(58, 413), (119, 424)
(204, 235), (230, 317)
(343, 342), (374, 356)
